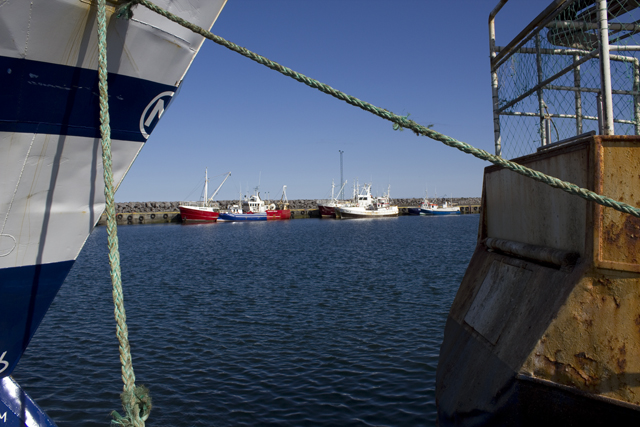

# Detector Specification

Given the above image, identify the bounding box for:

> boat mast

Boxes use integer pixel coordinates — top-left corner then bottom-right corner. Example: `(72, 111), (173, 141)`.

(203, 168), (208, 207)
(339, 150), (344, 200)
(336, 180), (347, 202)
(208, 172), (231, 203)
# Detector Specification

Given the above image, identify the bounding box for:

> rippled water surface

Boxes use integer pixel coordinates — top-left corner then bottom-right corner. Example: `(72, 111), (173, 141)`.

(14, 215), (479, 426)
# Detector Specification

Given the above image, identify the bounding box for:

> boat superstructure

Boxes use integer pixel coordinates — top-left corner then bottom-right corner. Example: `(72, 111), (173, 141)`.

(0, 0), (227, 424)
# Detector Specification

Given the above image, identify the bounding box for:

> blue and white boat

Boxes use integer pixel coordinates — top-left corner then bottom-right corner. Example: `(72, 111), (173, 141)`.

(218, 211), (268, 221)
(419, 193), (461, 216)
(218, 189), (269, 222)
(0, 1), (227, 425)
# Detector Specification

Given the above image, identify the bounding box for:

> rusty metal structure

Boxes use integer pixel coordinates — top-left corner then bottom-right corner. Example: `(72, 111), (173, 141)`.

(490, 0), (640, 159)
(436, 1), (640, 425)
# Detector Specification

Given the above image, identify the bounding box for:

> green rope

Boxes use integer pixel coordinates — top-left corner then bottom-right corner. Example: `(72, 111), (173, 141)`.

(119, 0), (640, 219)
(96, 1), (151, 426)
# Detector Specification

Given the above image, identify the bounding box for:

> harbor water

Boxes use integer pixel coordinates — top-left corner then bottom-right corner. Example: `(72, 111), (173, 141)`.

(13, 215), (479, 426)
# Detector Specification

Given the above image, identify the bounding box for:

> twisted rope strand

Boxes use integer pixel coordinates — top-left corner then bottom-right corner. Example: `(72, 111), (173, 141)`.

(96, 1), (150, 426)
(122, 0), (640, 218)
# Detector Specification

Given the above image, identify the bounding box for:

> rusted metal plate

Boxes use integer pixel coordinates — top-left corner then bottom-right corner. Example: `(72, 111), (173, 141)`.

(521, 271), (640, 404)
(439, 134), (640, 424)
(594, 137), (640, 272)
(482, 136), (591, 255)
(465, 260), (532, 345)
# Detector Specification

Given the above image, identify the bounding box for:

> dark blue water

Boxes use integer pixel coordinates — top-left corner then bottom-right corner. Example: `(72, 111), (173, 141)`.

(13, 215), (479, 426)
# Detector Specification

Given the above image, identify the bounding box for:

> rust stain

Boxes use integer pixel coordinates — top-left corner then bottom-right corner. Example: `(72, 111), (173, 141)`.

(617, 343), (628, 372)
(602, 214), (640, 264)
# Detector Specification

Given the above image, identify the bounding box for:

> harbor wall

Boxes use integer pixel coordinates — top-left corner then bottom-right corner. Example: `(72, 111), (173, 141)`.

(112, 198), (481, 213)
(98, 198), (482, 226)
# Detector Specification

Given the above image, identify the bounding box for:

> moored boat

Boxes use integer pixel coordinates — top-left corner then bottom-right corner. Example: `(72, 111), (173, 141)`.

(178, 170), (230, 222)
(0, 1), (227, 425)
(267, 186), (292, 220)
(419, 191), (460, 215)
(335, 184), (399, 219)
(218, 185), (290, 222)
(420, 200), (461, 215)
(317, 180), (350, 218)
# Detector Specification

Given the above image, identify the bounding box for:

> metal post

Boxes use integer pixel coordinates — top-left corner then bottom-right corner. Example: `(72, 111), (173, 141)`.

(574, 54), (583, 135)
(536, 33), (546, 146)
(634, 60), (640, 135)
(597, 92), (604, 134)
(489, 0), (509, 157)
(598, 0), (615, 135)
(544, 118), (552, 145)
(490, 69), (501, 157)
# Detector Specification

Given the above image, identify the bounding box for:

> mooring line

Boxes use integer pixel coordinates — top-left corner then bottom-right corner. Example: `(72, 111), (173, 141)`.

(96, 1), (152, 426)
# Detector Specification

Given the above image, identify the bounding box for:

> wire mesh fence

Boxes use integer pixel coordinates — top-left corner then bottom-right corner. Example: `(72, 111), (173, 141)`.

(491, 0), (640, 159)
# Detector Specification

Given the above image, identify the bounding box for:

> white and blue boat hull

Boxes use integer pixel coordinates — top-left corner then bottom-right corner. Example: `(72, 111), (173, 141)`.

(0, 1), (227, 425)
(218, 213), (268, 222)
(420, 208), (461, 216)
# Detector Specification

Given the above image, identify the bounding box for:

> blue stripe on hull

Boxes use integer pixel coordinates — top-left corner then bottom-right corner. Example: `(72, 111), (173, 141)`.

(0, 261), (74, 378)
(0, 56), (176, 142)
(0, 377), (57, 427)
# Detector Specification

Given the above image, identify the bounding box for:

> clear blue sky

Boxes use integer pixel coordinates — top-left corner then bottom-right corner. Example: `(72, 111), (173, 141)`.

(115, 0), (548, 202)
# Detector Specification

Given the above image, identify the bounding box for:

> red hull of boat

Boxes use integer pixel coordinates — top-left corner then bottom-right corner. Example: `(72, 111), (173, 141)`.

(266, 209), (291, 220)
(318, 205), (336, 218)
(178, 206), (219, 222)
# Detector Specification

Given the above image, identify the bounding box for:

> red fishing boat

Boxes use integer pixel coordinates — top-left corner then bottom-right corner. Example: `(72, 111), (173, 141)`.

(267, 185), (291, 220)
(178, 169), (230, 222)
(317, 180), (349, 218)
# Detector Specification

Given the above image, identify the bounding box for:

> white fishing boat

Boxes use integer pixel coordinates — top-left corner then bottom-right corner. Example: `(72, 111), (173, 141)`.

(0, 1), (227, 425)
(335, 184), (399, 219)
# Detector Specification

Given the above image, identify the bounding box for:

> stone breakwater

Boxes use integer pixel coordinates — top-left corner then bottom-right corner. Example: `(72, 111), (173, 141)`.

(114, 198), (482, 213)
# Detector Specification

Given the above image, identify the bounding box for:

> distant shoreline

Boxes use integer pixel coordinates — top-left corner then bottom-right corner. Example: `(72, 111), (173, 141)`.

(114, 197), (482, 213)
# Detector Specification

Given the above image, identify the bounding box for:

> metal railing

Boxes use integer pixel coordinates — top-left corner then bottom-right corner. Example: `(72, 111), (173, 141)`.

(490, 0), (640, 159)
